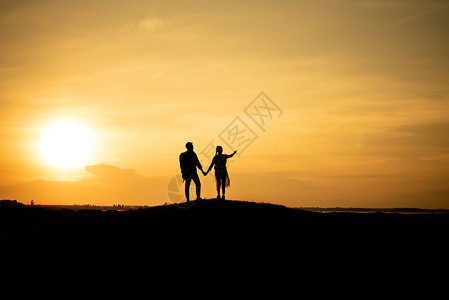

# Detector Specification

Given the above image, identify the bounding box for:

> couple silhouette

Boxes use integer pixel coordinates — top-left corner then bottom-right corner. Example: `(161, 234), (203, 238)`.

(179, 142), (237, 202)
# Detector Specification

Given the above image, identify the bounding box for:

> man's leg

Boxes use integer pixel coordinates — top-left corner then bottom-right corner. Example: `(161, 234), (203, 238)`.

(185, 177), (192, 202)
(192, 173), (201, 200)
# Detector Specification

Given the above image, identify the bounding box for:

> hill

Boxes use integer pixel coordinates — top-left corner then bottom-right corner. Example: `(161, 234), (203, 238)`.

(2, 198), (448, 279)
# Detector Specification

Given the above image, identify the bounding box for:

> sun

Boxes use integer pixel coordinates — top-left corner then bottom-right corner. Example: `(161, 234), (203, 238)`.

(39, 119), (94, 168)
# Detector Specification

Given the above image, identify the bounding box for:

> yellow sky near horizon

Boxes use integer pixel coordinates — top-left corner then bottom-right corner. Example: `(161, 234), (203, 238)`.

(1, 0), (449, 207)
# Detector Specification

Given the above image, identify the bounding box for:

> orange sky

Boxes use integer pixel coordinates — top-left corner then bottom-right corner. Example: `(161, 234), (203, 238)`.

(1, 0), (449, 208)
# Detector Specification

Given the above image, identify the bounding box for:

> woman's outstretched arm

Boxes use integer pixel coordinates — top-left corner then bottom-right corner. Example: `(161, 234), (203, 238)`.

(224, 150), (237, 159)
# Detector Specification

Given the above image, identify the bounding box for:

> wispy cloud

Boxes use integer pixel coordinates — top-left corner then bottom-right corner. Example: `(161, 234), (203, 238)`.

(394, 4), (449, 27)
(120, 17), (163, 32)
(355, 0), (449, 27)
(355, 1), (415, 8)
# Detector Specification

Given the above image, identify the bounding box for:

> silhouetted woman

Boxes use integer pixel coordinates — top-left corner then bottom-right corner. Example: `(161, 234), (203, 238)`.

(205, 146), (237, 200)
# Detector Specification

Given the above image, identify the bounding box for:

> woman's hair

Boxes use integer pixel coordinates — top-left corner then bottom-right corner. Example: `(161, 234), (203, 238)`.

(216, 145), (223, 155)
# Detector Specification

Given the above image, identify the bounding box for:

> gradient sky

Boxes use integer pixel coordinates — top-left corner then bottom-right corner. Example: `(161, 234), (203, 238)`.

(1, 0), (449, 207)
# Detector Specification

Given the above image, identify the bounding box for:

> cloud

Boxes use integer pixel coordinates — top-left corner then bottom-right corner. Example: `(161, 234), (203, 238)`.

(378, 122), (449, 148)
(85, 163), (145, 185)
(82, 163), (166, 204)
(137, 17), (161, 31)
(394, 5), (449, 27)
(355, 1), (414, 8)
(119, 17), (162, 32)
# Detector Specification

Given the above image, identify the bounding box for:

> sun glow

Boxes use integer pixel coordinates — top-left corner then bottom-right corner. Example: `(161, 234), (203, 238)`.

(39, 119), (94, 168)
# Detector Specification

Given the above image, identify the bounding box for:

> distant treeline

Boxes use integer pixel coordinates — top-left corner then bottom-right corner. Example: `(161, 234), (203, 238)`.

(299, 207), (449, 214)
(0, 199), (149, 211)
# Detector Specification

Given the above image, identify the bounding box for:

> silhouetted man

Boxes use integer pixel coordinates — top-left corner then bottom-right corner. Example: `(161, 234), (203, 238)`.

(179, 142), (206, 202)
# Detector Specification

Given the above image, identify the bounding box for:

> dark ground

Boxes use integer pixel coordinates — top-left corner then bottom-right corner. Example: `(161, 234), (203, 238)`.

(1, 199), (448, 284)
